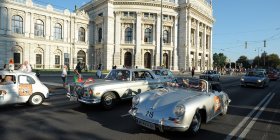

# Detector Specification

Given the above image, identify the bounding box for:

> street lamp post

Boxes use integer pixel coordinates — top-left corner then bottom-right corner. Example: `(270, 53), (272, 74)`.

(159, 0), (163, 67)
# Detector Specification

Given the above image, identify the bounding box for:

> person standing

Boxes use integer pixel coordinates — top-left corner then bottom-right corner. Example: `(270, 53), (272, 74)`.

(61, 65), (68, 88)
(96, 64), (102, 79)
(191, 67), (195, 77)
(76, 62), (82, 73)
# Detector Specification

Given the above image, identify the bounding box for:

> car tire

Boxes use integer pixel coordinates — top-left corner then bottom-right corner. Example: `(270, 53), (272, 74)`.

(28, 93), (44, 106)
(189, 110), (202, 135)
(101, 92), (117, 110)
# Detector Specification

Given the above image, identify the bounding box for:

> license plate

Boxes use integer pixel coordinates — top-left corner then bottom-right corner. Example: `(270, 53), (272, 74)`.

(136, 118), (156, 130)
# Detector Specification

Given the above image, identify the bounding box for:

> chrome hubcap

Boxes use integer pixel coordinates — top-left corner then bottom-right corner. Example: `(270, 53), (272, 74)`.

(104, 96), (113, 105)
(32, 95), (42, 105)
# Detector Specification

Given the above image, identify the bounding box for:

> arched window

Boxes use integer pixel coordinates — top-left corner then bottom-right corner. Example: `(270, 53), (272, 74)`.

(124, 52), (132, 67)
(163, 30), (169, 43)
(144, 52), (151, 68)
(163, 53), (169, 69)
(144, 28), (152, 43)
(125, 27), (133, 43)
(98, 28), (102, 43)
(54, 23), (62, 40)
(34, 19), (44, 37)
(12, 15), (23, 34)
(79, 27), (85, 42)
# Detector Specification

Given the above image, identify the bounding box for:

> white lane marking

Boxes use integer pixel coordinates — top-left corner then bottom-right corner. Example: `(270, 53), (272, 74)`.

(121, 113), (130, 117)
(225, 92), (272, 140)
(237, 93), (275, 140)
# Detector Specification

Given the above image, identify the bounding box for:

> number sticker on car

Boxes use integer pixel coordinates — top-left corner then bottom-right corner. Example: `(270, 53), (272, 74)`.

(146, 111), (154, 118)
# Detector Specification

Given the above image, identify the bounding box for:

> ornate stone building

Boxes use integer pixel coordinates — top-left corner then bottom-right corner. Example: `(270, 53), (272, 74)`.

(0, 0), (214, 71)
(0, 0), (90, 70)
(81, 0), (214, 71)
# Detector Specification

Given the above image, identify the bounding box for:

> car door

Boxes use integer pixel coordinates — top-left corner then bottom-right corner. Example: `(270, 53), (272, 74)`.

(0, 74), (18, 105)
(17, 75), (34, 103)
(130, 71), (150, 95)
(207, 84), (224, 119)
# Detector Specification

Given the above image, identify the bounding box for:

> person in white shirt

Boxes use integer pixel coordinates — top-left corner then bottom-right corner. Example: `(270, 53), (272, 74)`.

(61, 65), (68, 88)
(19, 61), (32, 72)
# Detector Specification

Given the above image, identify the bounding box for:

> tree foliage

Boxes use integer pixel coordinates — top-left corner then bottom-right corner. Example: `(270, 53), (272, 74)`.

(236, 55), (250, 68)
(213, 53), (227, 68)
(252, 53), (280, 68)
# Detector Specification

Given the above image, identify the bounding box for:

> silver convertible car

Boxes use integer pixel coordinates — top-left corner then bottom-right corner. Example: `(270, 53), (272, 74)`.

(129, 78), (231, 134)
(67, 69), (162, 109)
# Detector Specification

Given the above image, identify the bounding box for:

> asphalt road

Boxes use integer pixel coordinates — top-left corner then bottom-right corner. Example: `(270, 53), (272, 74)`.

(0, 75), (279, 140)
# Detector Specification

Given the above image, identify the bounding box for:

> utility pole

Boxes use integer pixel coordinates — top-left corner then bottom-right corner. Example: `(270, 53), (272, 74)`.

(159, 0), (163, 67)
(263, 40), (266, 67)
(245, 41), (247, 49)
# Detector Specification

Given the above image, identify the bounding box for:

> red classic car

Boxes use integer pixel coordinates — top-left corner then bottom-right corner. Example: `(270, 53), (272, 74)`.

(267, 71), (279, 81)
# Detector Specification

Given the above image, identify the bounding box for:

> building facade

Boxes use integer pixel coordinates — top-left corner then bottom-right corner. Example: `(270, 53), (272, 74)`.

(81, 0), (214, 71)
(0, 0), (214, 71)
(0, 0), (90, 70)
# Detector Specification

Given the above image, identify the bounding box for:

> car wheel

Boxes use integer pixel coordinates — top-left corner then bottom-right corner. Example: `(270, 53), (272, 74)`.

(101, 92), (117, 110)
(28, 93), (44, 106)
(189, 110), (202, 135)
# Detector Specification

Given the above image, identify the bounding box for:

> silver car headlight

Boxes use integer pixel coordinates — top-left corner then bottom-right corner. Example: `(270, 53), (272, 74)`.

(174, 104), (185, 117)
(132, 95), (140, 107)
(257, 79), (262, 83)
(241, 78), (244, 81)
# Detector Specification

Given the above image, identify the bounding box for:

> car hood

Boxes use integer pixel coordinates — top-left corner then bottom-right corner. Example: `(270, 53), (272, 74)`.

(143, 88), (203, 111)
(79, 80), (127, 88)
(242, 76), (263, 81)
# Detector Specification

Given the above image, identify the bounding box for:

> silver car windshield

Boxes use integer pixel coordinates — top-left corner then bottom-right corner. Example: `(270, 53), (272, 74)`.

(246, 71), (264, 77)
(165, 78), (207, 92)
(105, 70), (130, 81)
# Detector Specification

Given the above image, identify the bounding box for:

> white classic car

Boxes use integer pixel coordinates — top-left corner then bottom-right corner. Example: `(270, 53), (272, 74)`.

(152, 69), (175, 83)
(67, 68), (163, 109)
(129, 78), (231, 134)
(0, 70), (49, 106)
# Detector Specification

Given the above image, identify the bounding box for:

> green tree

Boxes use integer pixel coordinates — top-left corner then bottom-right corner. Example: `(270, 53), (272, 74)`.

(266, 53), (280, 68)
(213, 53), (227, 68)
(236, 55), (250, 68)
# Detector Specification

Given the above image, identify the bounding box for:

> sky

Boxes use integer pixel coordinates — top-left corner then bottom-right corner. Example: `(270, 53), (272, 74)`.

(212, 0), (280, 62)
(38, 0), (280, 62)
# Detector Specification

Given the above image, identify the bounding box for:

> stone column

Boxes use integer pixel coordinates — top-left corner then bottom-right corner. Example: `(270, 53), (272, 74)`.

(0, 7), (2, 32)
(0, 7), (7, 34)
(7, 8), (11, 35)
(155, 13), (161, 67)
(209, 28), (213, 69)
(203, 25), (207, 70)
(114, 11), (121, 67)
(30, 12), (34, 38)
(195, 20), (199, 71)
(25, 12), (29, 37)
(135, 12), (142, 67)
(187, 16), (191, 70)
(63, 20), (68, 42)
(49, 17), (53, 40)
(45, 16), (50, 40)
(172, 16), (178, 70)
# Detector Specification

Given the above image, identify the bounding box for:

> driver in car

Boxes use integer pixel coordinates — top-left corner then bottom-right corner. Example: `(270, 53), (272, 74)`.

(0, 75), (14, 85)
